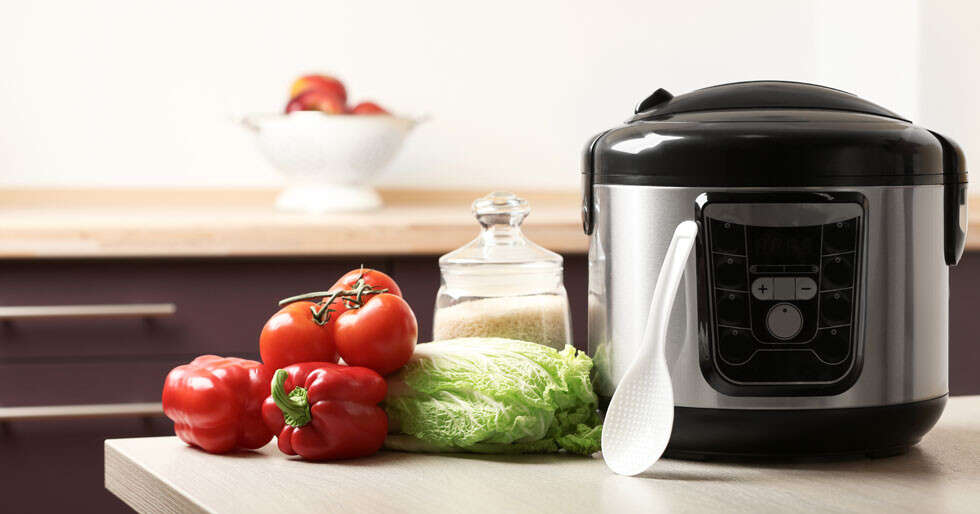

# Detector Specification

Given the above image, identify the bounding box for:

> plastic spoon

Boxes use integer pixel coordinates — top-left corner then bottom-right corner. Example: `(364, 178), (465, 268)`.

(601, 220), (698, 476)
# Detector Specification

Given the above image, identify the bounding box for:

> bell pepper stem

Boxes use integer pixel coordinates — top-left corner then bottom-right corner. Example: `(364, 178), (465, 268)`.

(271, 369), (311, 428)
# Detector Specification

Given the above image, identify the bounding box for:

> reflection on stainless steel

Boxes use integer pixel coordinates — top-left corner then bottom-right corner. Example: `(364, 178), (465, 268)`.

(589, 184), (948, 409)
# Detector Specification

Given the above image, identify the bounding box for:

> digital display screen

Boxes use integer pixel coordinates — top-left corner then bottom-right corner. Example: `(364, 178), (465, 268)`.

(747, 226), (821, 265)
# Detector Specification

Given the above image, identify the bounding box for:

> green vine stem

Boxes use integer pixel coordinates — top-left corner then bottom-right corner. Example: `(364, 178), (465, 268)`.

(279, 290), (338, 306)
(277, 273), (389, 326)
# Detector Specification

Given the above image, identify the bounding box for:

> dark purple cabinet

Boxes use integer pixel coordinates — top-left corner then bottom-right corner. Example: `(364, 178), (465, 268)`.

(0, 252), (976, 513)
(0, 259), (384, 364)
(0, 258), (382, 513)
(1, 417), (173, 513)
(948, 253), (980, 396)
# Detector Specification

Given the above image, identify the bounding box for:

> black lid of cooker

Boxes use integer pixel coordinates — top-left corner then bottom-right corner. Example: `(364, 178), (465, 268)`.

(630, 81), (908, 122)
(584, 81), (967, 187)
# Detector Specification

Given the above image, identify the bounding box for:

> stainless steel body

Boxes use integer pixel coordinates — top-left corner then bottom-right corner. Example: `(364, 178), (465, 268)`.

(588, 184), (949, 409)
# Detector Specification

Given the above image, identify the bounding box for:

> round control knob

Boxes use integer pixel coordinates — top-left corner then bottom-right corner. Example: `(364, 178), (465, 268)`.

(717, 293), (747, 325)
(766, 303), (803, 340)
(822, 255), (853, 288)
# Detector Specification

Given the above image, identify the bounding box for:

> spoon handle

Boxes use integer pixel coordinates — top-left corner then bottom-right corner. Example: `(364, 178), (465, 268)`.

(634, 220), (699, 368)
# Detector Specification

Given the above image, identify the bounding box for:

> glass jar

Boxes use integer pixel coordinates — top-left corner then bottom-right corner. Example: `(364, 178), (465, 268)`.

(432, 192), (572, 349)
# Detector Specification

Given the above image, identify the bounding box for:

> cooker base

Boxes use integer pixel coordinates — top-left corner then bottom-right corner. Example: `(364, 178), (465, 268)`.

(660, 395), (946, 461)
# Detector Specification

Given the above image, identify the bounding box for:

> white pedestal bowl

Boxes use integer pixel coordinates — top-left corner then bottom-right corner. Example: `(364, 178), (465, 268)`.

(243, 111), (419, 212)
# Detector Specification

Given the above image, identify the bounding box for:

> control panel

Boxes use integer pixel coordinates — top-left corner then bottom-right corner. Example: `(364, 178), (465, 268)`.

(697, 194), (865, 396)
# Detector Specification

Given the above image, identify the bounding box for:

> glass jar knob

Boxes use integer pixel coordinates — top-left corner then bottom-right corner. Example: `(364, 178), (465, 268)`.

(472, 192), (530, 228)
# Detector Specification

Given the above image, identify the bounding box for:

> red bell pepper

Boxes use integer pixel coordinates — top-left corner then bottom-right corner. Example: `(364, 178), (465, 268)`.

(262, 362), (388, 460)
(162, 355), (274, 454)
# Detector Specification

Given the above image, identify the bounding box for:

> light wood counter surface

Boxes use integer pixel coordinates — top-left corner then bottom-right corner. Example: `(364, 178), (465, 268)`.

(0, 188), (585, 258)
(105, 395), (980, 514)
(3, 188), (980, 258)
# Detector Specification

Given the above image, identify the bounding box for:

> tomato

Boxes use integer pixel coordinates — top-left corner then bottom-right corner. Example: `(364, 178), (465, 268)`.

(268, 268), (413, 375)
(330, 268), (402, 299)
(259, 301), (339, 371)
(334, 293), (417, 376)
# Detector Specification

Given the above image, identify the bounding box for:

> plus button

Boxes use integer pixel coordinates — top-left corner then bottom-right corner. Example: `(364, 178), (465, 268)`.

(751, 277), (774, 300)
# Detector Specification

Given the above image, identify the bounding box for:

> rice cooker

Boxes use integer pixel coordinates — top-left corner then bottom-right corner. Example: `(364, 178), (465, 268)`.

(583, 81), (968, 458)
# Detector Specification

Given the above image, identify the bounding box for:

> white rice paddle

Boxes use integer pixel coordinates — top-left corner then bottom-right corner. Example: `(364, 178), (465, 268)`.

(602, 220), (698, 476)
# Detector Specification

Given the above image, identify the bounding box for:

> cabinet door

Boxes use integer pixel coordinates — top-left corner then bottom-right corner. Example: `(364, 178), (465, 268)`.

(0, 257), (380, 512)
(0, 258), (381, 405)
(0, 416), (174, 513)
(949, 252), (980, 395)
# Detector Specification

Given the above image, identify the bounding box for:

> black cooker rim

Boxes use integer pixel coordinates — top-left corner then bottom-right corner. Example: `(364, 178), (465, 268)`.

(588, 172), (967, 187)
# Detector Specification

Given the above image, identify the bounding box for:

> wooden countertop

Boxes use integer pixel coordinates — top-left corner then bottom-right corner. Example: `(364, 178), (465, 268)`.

(105, 396), (980, 514)
(2, 188), (979, 259)
(0, 189), (586, 258)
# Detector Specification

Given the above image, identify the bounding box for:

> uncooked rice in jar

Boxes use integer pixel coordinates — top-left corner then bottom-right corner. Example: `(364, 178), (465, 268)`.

(432, 294), (569, 350)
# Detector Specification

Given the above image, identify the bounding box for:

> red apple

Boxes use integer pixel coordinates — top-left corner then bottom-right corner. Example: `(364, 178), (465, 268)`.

(351, 101), (389, 115)
(289, 74), (347, 104)
(284, 90), (346, 114)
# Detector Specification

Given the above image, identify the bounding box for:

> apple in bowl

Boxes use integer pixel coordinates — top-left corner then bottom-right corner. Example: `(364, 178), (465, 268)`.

(285, 90), (346, 114)
(350, 102), (389, 115)
(242, 74), (417, 212)
(289, 74), (347, 105)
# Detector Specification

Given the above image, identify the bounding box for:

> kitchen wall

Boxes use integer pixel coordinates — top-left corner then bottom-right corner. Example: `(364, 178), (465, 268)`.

(0, 0), (973, 191)
(919, 0), (980, 169)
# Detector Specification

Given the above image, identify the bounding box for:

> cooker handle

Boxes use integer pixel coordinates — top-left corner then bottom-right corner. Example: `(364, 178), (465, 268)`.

(582, 130), (610, 235)
(945, 181), (968, 266)
(929, 130), (968, 266)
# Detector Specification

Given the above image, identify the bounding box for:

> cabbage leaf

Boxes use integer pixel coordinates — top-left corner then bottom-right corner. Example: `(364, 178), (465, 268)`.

(383, 338), (602, 455)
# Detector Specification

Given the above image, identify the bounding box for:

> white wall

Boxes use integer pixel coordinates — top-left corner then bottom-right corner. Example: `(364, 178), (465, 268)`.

(0, 0), (970, 191)
(919, 0), (980, 175)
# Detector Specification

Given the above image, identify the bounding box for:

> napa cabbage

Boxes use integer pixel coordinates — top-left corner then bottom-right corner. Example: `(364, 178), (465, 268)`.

(383, 338), (602, 455)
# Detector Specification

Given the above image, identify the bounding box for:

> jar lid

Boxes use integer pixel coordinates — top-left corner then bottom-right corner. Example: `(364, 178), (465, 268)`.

(439, 192), (563, 275)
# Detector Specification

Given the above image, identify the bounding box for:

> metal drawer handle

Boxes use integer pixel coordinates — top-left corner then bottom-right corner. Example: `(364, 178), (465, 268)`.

(0, 303), (176, 320)
(0, 402), (164, 421)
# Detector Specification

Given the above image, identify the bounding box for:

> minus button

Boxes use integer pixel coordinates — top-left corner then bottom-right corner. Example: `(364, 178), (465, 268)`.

(795, 277), (818, 300)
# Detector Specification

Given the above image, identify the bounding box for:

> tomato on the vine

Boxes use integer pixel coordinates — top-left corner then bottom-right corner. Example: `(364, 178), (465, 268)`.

(330, 268), (402, 299)
(259, 301), (339, 371)
(269, 267), (417, 376)
(334, 293), (417, 376)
